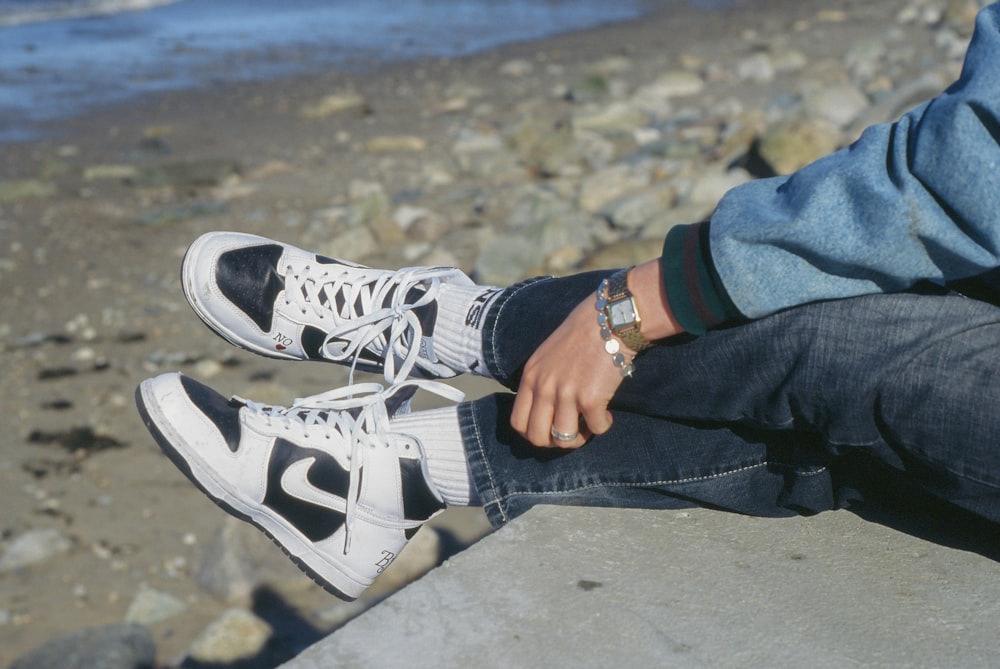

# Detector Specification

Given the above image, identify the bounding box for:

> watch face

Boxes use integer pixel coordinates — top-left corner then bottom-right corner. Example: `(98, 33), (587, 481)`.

(607, 297), (636, 328)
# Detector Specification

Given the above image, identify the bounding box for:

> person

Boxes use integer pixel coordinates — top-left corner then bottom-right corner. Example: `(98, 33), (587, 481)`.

(137, 3), (1000, 601)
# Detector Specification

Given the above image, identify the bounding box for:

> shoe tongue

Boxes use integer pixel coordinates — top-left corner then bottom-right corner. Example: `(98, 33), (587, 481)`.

(291, 386), (415, 425)
(383, 385), (417, 416)
(405, 286), (437, 336)
(313, 283), (432, 328)
(321, 284), (436, 335)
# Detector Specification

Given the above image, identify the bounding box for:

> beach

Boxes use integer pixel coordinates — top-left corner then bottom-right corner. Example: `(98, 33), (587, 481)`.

(0, 0), (985, 666)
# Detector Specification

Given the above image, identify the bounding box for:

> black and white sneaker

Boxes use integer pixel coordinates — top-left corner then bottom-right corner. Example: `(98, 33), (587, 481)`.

(181, 231), (475, 383)
(135, 372), (464, 600)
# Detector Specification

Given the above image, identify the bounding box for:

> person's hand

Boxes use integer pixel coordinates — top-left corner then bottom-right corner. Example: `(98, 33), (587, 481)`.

(509, 259), (684, 448)
(510, 294), (630, 448)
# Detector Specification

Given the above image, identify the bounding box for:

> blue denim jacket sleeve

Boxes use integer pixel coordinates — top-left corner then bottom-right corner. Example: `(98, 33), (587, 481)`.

(699, 2), (1000, 322)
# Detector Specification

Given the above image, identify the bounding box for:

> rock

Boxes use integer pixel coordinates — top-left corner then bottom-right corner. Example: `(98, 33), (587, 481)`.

(192, 518), (313, 602)
(845, 37), (889, 81)
(133, 200), (226, 225)
(498, 58), (534, 77)
(507, 112), (578, 177)
(347, 179), (391, 227)
(755, 118), (841, 175)
(392, 205), (434, 231)
(804, 83), (870, 128)
(580, 238), (665, 271)
(687, 167), (753, 206)
(301, 92), (368, 118)
(587, 55), (633, 76)
(736, 53), (775, 83)
(451, 125), (517, 177)
(771, 48), (809, 74)
(565, 74), (611, 104)
(599, 182), (679, 230)
(364, 135), (428, 152)
(474, 235), (540, 286)
(0, 179), (56, 203)
(641, 202), (717, 241)
(132, 160), (239, 189)
(0, 528), (73, 572)
(123, 584), (187, 625)
(632, 70), (705, 113)
(572, 101), (651, 133)
(573, 129), (617, 170)
(578, 162), (654, 213)
(944, 0), (983, 33)
(83, 165), (140, 182)
(185, 608), (272, 665)
(10, 623), (155, 669)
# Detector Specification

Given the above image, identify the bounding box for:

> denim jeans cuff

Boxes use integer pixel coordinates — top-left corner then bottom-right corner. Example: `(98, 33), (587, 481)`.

(481, 275), (553, 383)
(457, 398), (509, 529)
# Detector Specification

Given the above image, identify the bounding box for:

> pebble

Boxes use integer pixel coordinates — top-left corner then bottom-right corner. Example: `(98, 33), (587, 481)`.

(0, 528), (73, 572)
(185, 608), (273, 665)
(632, 70), (705, 113)
(123, 583), (188, 625)
(300, 92), (368, 118)
(755, 118), (842, 175)
(0, 179), (56, 203)
(364, 135), (428, 152)
(9, 623), (155, 669)
(498, 58), (535, 77)
(804, 83), (871, 128)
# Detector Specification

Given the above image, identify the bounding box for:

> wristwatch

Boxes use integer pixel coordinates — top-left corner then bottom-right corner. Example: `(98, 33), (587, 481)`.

(603, 268), (653, 353)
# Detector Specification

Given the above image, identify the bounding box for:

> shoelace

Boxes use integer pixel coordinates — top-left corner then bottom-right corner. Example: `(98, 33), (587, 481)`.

(237, 379), (466, 553)
(283, 263), (465, 384)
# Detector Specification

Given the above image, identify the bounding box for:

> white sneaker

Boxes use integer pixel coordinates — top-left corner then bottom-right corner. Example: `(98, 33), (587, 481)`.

(181, 231), (475, 383)
(135, 372), (464, 600)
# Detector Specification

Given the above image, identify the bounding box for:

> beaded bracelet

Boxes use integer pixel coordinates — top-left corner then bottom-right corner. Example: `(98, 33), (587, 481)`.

(595, 278), (635, 378)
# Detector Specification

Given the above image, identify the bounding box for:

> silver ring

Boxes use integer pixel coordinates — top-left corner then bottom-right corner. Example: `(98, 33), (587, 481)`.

(550, 427), (579, 442)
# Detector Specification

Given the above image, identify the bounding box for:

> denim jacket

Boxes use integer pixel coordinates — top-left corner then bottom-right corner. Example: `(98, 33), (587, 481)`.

(662, 2), (1000, 334)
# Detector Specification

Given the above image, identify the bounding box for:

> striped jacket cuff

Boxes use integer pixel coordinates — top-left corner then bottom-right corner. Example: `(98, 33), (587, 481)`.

(661, 222), (742, 335)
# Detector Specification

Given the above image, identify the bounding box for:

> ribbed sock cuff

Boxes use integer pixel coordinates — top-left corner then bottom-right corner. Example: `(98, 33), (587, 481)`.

(392, 406), (478, 507)
(433, 283), (503, 377)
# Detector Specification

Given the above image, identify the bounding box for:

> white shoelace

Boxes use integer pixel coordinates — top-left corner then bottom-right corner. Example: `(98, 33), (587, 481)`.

(283, 263), (466, 384)
(237, 380), (466, 553)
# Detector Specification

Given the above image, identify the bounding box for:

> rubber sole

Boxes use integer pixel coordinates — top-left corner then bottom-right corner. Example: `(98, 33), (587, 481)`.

(134, 382), (359, 601)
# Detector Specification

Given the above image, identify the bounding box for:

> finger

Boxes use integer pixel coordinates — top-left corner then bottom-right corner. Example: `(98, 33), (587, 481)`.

(526, 392), (556, 447)
(581, 406), (613, 436)
(550, 404), (584, 448)
(510, 385), (532, 435)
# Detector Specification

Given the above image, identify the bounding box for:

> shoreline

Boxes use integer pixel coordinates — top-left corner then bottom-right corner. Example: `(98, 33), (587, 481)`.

(0, 0), (979, 666)
(2, 0), (814, 166)
(0, 0), (659, 145)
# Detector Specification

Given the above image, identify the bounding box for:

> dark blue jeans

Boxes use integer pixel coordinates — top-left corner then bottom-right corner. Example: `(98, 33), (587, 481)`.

(458, 272), (1000, 529)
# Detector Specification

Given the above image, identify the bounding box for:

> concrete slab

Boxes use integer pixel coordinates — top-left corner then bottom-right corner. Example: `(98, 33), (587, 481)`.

(282, 506), (1000, 668)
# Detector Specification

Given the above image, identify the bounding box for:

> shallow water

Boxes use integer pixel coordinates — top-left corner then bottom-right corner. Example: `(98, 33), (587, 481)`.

(0, 0), (681, 142)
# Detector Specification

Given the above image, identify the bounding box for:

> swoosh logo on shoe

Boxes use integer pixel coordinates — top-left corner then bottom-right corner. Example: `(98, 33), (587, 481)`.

(281, 458), (348, 514)
(262, 439), (349, 542)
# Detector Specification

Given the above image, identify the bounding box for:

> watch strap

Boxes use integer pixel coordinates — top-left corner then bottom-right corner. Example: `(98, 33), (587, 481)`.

(605, 268), (654, 352)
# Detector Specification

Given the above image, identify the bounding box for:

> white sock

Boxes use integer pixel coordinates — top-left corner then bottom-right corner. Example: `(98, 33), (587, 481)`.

(432, 283), (503, 377)
(391, 405), (478, 507)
